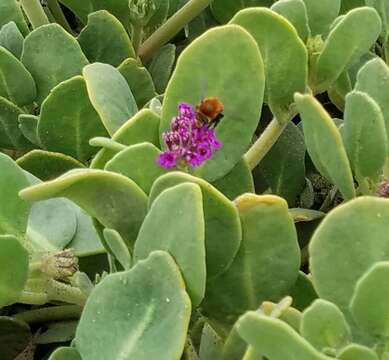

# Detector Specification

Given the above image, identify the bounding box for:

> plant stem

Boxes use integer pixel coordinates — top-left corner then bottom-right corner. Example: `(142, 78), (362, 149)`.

(47, 0), (73, 33)
(132, 25), (144, 55)
(139, 0), (212, 61)
(19, 290), (48, 305)
(244, 118), (289, 171)
(19, 0), (50, 29)
(14, 305), (83, 324)
(47, 279), (87, 306)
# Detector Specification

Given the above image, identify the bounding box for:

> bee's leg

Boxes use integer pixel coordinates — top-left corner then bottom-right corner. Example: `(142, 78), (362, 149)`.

(209, 114), (224, 129)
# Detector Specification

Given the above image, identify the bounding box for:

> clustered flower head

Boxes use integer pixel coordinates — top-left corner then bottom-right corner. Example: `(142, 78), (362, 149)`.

(158, 102), (222, 169)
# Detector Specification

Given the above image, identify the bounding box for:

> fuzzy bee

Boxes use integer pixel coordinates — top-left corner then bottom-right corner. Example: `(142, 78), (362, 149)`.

(195, 96), (224, 128)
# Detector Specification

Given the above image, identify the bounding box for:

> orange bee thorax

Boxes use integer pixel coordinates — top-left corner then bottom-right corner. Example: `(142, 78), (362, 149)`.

(196, 97), (224, 120)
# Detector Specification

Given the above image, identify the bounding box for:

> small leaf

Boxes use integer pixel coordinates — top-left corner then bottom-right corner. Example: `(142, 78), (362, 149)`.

(39, 76), (108, 162)
(289, 271), (318, 311)
(231, 8), (307, 122)
(338, 343), (379, 360)
(0, 21), (24, 58)
(21, 24), (89, 104)
(236, 312), (330, 360)
(343, 91), (387, 178)
(135, 183), (206, 306)
(75, 251), (191, 360)
(16, 150), (84, 181)
(78, 10), (135, 66)
(0, 47), (36, 106)
(302, 0), (340, 35)
(105, 142), (168, 194)
(58, 0), (93, 23)
(83, 63), (138, 135)
(0, 235), (29, 307)
(48, 347), (82, 360)
(0, 0), (29, 35)
(103, 228), (131, 270)
(118, 58), (156, 108)
(313, 7), (382, 91)
(18, 114), (40, 146)
(294, 93), (355, 200)
(90, 0), (130, 30)
(350, 262), (389, 337)
(301, 299), (351, 352)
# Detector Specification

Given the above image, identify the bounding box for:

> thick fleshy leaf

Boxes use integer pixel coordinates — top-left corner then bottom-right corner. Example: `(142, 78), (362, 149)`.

(39, 76), (108, 162)
(327, 71), (352, 111)
(366, 0), (389, 38)
(313, 7), (381, 91)
(0, 47), (36, 106)
(236, 312), (330, 360)
(105, 142), (168, 194)
(338, 344), (379, 360)
(161, 25), (264, 181)
(302, 0), (340, 35)
(231, 8), (307, 123)
(257, 122), (306, 205)
(0, 21), (24, 58)
(58, 0), (93, 23)
(343, 91), (387, 178)
(202, 194), (300, 331)
(48, 347), (82, 360)
(310, 197), (389, 313)
(0, 235), (29, 307)
(350, 262), (389, 337)
(271, 0), (310, 42)
(210, 0), (275, 23)
(289, 271), (318, 311)
(294, 93), (355, 200)
(301, 299), (351, 352)
(118, 58), (156, 108)
(78, 10), (135, 67)
(211, 158), (254, 200)
(83, 63), (138, 135)
(18, 114), (40, 147)
(76, 251), (191, 360)
(16, 150), (84, 181)
(0, 0), (29, 35)
(103, 228), (131, 270)
(0, 316), (31, 360)
(19, 169), (148, 247)
(90, 0), (130, 30)
(21, 24), (88, 104)
(355, 58), (389, 151)
(149, 172), (241, 279)
(0, 96), (32, 150)
(147, 44), (176, 94)
(135, 183), (206, 305)
(199, 324), (223, 360)
(0, 153), (30, 239)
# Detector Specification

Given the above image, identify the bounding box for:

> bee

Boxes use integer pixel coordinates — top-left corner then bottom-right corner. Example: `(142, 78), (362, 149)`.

(195, 97), (224, 128)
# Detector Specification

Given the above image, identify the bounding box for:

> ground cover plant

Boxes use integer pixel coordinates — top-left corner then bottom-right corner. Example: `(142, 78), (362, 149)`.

(1, 0), (389, 358)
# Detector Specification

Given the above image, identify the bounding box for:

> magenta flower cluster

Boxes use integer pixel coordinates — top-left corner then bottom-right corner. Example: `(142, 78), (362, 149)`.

(158, 102), (221, 168)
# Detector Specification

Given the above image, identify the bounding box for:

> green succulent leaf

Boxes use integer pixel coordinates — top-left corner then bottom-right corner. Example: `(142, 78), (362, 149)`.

(301, 299), (351, 352)
(202, 194), (300, 331)
(16, 150), (85, 181)
(0, 21), (24, 59)
(338, 343), (379, 360)
(76, 251), (191, 360)
(21, 24), (89, 104)
(58, 0), (93, 24)
(310, 197), (389, 313)
(271, 0), (310, 42)
(18, 114), (40, 147)
(231, 8), (307, 123)
(289, 271), (318, 311)
(366, 0), (389, 38)
(78, 10), (135, 67)
(236, 311), (331, 360)
(302, 0), (340, 36)
(0, 316), (31, 360)
(91, 109), (160, 169)
(19, 169), (148, 247)
(103, 228), (132, 270)
(0, 47), (36, 107)
(91, 0), (130, 30)
(0, 0), (29, 35)
(199, 324), (223, 360)
(105, 142), (168, 194)
(0, 235), (29, 307)
(294, 93), (355, 200)
(39, 76), (108, 162)
(350, 261), (389, 338)
(355, 58), (389, 152)
(161, 25), (265, 181)
(48, 347), (82, 360)
(0, 153), (30, 239)
(149, 172), (241, 279)
(343, 91), (387, 178)
(313, 7), (382, 91)
(327, 71), (352, 112)
(135, 183), (206, 306)
(118, 58), (156, 108)
(83, 63), (138, 136)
